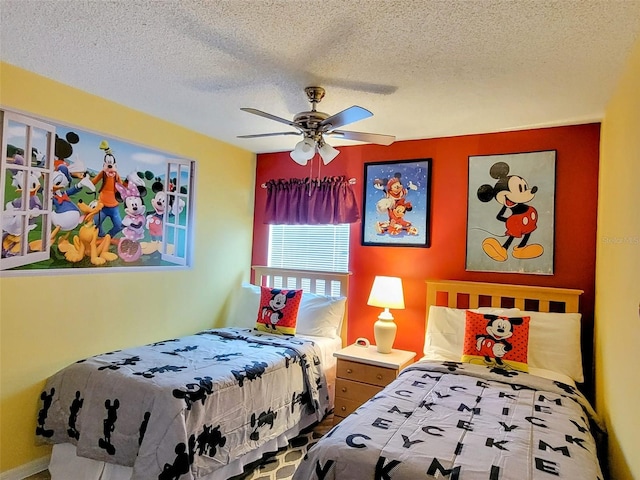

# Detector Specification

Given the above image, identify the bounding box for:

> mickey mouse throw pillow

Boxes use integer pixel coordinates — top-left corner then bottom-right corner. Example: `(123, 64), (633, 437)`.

(462, 310), (531, 372)
(255, 286), (303, 335)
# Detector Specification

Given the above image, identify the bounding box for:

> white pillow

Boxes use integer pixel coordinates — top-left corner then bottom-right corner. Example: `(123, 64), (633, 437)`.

(228, 284), (346, 339)
(227, 283), (261, 328)
(423, 306), (584, 383)
(526, 310), (584, 383)
(423, 306), (520, 361)
(296, 293), (346, 339)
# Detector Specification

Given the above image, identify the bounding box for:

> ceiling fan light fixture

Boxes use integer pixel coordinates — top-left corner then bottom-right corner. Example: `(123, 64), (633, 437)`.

(290, 137), (316, 165)
(290, 148), (309, 165)
(239, 86), (394, 153)
(318, 141), (340, 165)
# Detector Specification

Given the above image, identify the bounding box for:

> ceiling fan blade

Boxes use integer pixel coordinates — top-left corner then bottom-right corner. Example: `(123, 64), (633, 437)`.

(237, 131), (301, 139)
(319, 106), (372, 130)
(240, 108), (299, 129)
(330, 130), (396, 146)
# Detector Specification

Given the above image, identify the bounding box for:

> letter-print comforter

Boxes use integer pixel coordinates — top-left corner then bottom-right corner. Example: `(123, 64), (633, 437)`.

(294, 360), (605, 480)
(36, 328), (330, 480)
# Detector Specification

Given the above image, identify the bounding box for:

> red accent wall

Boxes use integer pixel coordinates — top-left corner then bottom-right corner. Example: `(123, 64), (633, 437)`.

(252, 124), (600, 391)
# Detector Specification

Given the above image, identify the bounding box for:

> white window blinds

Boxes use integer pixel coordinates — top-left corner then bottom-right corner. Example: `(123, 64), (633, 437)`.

(268, 224), (350, 273)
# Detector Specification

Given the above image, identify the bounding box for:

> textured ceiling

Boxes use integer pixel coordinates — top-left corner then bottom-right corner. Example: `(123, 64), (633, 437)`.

(2, 0), (640, 154)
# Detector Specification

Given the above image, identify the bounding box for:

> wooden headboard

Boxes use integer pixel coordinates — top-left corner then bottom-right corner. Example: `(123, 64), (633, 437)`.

(252, 266), (351, 346)
(426, 279), (583, 316)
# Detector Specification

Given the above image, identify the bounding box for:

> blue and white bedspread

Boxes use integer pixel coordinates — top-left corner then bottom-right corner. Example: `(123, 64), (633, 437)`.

(36, 328), (329, 480)
(294, 360), (605, 480)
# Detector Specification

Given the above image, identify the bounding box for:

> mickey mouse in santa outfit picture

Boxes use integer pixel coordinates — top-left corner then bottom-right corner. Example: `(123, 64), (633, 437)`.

(477, 161), (544, 262)
(373, 172), (419, 236)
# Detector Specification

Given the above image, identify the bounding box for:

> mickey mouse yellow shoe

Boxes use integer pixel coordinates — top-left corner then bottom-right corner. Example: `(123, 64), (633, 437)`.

(512, 243), (544, 259)
(482, 237), (508, 262)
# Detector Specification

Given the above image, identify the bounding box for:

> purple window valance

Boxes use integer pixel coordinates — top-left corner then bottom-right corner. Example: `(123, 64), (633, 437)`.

(263, 176), (360, 225)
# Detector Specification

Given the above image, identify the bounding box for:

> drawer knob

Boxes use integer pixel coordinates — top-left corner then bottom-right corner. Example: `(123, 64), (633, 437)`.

(341, 406), (346, 411)
(377, 374), (383, 380)
(346, 369), (353, 374)
(341, 387), (347, 393)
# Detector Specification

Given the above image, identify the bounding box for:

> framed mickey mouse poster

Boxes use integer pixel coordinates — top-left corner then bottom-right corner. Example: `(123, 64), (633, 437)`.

(465, 150), (556, 274)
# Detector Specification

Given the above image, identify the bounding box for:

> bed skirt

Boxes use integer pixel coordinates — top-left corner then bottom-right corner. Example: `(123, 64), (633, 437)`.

(49, 411), (320, 480)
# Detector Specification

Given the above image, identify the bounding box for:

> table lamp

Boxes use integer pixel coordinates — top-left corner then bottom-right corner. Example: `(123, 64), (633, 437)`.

(367, 276), (405, 353)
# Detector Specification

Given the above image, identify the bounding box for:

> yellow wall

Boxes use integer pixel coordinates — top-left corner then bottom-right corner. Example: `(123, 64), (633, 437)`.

(0, 63), (256, 472)
(596, 37), (640, 480)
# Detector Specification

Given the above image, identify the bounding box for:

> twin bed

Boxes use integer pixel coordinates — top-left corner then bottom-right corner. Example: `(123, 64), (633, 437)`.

(294, 280), (605, 480)
(36, 272), (605, 480)
(37, 267), (349, 480)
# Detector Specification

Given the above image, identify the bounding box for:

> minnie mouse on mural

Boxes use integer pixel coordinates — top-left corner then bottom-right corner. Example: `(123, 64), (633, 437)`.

(115, 182), (147, 262)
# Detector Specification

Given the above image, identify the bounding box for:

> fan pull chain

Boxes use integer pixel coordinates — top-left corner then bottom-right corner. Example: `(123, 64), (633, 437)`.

(316, 155), (323, 180)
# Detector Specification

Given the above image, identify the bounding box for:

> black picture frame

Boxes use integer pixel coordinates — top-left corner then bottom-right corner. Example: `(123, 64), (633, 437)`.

(361, 158), (432, 247)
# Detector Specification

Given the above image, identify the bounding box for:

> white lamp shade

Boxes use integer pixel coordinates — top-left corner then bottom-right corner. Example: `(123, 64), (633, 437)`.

(290, 138), (316, 165)
(367, 276), (405, 309)
(318, 141), (340, 165)
(367, 276), (404, 354)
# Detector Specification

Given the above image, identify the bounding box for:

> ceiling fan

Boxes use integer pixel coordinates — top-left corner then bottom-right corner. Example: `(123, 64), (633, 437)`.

(238, 86), (395, 165)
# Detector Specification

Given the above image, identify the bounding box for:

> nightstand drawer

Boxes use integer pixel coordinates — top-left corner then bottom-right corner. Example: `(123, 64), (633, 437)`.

(334, 395), (372, 418)
(335, 378), (383, 404)
(337, 359), (397, 387)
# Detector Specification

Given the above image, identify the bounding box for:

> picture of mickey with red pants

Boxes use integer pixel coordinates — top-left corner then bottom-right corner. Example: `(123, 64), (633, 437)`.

(477, 161), (544, 262)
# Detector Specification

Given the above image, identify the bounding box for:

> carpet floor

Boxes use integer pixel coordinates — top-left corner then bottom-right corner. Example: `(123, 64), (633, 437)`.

(228, 427), (325, 480)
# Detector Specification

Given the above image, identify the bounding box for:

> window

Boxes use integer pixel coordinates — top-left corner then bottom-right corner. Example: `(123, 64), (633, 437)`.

(268, 224), (350, 273)
(1, 110), (55, 269)
(159, 159), (193, 267)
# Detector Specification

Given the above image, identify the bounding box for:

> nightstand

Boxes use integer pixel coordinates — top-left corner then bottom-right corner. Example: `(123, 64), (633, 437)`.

(333, 344), (416, 424)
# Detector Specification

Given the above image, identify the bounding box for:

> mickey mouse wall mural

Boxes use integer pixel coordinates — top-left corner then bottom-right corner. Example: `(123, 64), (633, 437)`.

(466, 150), (556, 274)
(1, 110), (194, 273)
